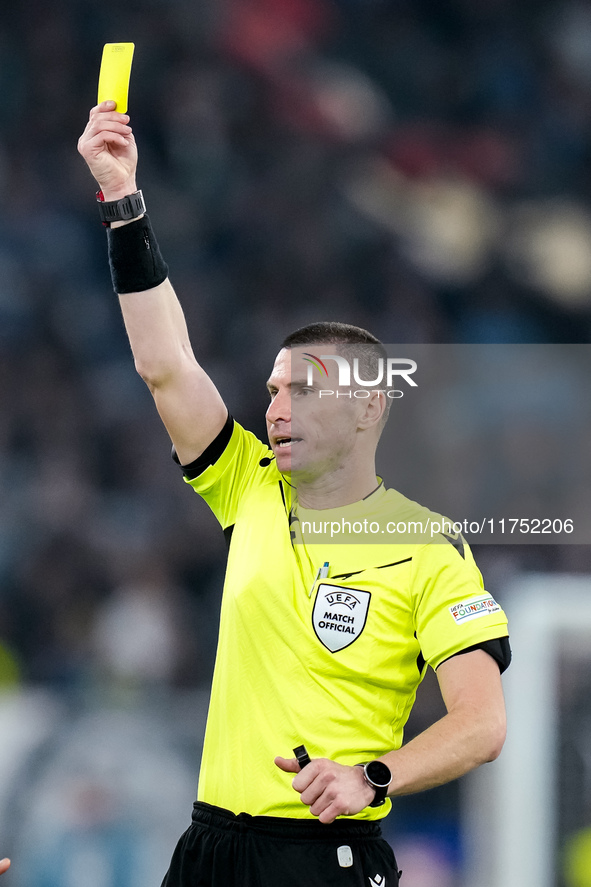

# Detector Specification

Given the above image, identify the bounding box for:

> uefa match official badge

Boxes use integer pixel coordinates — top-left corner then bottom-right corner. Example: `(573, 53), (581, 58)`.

(312, 584), (371, 652)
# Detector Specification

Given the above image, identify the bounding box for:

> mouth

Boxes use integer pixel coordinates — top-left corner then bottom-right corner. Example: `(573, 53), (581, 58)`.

(274, 437), (302, 449)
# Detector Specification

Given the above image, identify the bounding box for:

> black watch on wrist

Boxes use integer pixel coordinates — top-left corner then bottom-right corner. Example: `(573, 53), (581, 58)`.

(356, 760), (392, 807)
(96, 189), (146, 227)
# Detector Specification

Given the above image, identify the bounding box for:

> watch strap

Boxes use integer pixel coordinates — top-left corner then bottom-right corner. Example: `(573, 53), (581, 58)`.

(96, 189), (146, 227)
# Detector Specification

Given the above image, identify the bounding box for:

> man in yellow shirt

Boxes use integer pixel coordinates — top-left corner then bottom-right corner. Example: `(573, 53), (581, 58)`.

(78, 102), (510, 887)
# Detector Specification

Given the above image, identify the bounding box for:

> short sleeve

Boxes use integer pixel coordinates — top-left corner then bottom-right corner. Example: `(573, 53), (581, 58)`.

(184, 421), (275, 530)
(411, 539), (509, 670)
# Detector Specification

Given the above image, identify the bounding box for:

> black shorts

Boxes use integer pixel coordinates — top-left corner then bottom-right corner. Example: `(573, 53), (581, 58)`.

(161, 802), (401, 887)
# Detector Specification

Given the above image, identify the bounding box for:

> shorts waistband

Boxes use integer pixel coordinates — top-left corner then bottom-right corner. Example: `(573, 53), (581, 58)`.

(192, 802), (383, 841)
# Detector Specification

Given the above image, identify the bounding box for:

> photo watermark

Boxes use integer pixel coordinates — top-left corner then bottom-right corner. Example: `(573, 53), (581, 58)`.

(290, 344), (591, 545)
(303, 352), (418, 398)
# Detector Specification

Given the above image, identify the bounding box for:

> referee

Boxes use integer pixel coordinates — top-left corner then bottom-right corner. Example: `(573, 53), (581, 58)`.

(79, 102), (510, 887)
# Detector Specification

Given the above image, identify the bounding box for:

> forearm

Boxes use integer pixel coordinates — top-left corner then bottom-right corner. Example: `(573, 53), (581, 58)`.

(381, 700), (506, 797)
(102, 200), (199, 389)
(113, 231), (226, 461)
(112, 227), (227, 459)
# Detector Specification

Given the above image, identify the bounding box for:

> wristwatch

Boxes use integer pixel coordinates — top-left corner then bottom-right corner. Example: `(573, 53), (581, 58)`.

(96, 189), (146, 227)
(356, 760), (392, 807)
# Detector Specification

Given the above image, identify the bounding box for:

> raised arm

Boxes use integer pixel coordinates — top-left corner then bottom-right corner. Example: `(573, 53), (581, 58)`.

(78, 101), (227, 465)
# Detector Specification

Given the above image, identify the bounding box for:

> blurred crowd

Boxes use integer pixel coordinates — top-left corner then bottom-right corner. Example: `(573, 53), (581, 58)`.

(0, 0), (590, 693)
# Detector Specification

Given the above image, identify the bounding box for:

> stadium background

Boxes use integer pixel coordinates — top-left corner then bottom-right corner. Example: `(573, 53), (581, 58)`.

(0, 0), (590, 884)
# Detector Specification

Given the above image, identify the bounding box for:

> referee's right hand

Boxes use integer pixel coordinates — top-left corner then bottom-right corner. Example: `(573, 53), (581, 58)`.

(274, 756), (376, 823)
(77, 101), (138, 202)
(0, 859), (10, 876)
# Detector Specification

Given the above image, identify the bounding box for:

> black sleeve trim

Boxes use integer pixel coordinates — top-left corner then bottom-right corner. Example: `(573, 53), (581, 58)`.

(172, 413), (234, 480)
(439, 636), (512, 674)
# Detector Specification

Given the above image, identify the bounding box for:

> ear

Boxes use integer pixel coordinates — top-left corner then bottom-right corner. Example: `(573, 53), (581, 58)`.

(356, 390), (386, 431)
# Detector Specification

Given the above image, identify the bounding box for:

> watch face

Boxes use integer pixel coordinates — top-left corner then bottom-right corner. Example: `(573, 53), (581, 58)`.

(366, 760), (392, 788)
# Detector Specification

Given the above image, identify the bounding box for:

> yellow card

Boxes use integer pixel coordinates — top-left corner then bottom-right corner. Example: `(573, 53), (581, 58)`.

(97, 43), (135, 113)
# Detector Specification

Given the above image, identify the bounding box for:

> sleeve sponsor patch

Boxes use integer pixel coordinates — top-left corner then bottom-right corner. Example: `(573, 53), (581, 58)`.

(449, 595), (501, 625)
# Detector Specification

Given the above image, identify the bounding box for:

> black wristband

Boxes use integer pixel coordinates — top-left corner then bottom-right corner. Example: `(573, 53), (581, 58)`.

(106, 214), (169, 294)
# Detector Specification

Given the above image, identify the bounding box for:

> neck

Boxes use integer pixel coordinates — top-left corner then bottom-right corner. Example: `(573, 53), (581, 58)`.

(294, 462), (380, 509)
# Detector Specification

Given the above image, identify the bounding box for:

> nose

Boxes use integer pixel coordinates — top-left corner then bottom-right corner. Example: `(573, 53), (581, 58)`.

(266, 388), (291, 425)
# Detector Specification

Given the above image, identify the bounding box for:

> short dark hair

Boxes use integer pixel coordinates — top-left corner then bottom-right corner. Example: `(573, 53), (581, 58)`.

(281, 321), (391, 425)
(281, 321), (383, 350)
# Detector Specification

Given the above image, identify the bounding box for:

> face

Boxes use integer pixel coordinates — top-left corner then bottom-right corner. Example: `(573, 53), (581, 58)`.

(265, 346), (371, 481)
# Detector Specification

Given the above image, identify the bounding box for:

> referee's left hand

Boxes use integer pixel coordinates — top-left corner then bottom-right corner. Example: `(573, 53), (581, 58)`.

(274, 756), (375, 823)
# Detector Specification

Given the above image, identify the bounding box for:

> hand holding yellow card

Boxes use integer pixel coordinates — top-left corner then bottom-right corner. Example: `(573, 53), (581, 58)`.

(97, 43), (135, 113)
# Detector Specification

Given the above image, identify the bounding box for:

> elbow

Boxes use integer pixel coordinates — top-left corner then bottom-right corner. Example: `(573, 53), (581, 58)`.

(134, 345), (196, 391)
(134, 356), (162, 389)
(133, 356), (178, 391)
(482, 712), (507, 763)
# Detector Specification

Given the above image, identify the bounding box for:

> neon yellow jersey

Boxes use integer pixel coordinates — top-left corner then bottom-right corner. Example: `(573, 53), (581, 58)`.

(185, 421), (509, 819)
